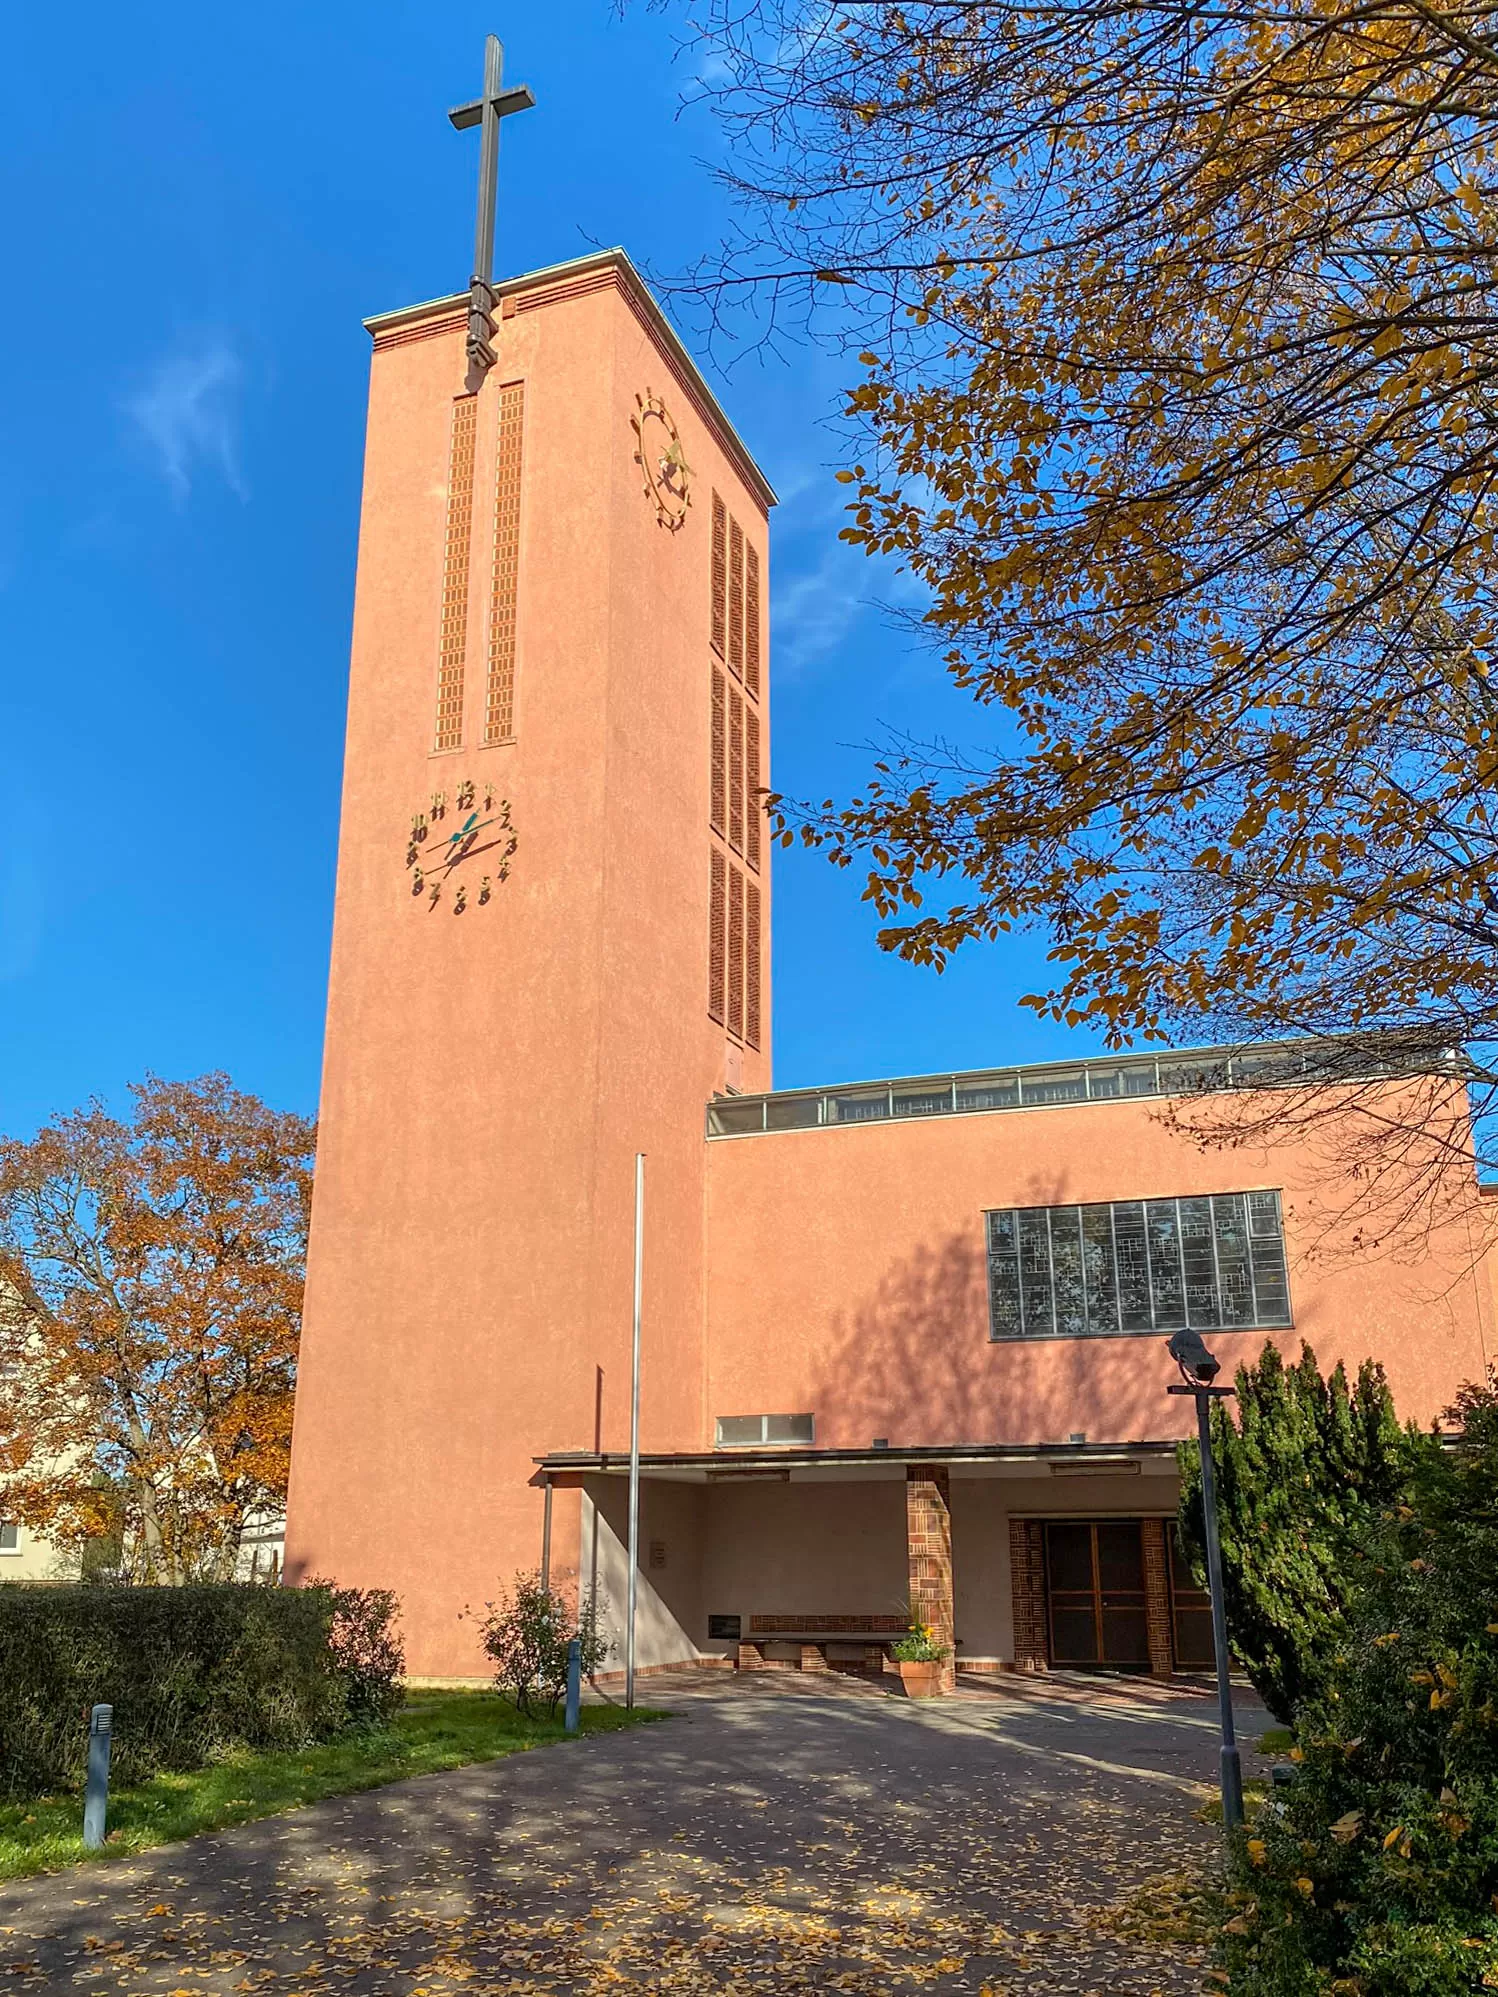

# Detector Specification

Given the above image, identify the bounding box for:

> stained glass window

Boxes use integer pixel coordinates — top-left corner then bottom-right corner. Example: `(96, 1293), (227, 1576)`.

(986, 1191), (1292, 1339)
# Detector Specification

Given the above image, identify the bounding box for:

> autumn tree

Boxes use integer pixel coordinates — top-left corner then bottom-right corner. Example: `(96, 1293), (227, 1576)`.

(0, 1075), (315, 1583)
(685, 0), (1498, 1198)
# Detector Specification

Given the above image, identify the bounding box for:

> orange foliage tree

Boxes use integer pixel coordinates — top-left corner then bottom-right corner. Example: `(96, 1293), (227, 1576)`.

(0, 1075), (315, 1582)
(691, 0), (1498, 1192)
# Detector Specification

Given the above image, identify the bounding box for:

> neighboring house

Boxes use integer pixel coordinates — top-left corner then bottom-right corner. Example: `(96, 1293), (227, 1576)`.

(0, 1509), (80, 1583)
(236, 1509), (286, 1583)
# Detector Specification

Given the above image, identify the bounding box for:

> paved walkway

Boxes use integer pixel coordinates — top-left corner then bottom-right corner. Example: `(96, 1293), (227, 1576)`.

(0, 1671), (1266, 1996)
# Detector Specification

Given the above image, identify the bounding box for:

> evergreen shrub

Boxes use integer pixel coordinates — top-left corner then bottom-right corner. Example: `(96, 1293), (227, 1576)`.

(0, 1582), (403, 1797)
(1178, 1341), (1416, 1720)
(1216, 1379), (1498, 1994)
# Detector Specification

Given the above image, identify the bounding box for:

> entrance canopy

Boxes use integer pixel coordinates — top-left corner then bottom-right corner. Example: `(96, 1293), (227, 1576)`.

(534, 1440), (1181, 1481)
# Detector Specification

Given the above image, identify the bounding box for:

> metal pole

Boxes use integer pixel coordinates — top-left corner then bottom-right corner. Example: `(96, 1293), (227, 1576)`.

(625, 1152), (645, 1710)
(540, 1478), (553, 1593)
(82, 1704), (112, 1850)
(1196, 1389), (1245, 1829)
(565, 1636), (581, 1733)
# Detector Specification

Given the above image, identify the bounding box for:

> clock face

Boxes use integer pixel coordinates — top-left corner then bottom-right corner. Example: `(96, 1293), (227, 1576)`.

(631, 390), (691, 531)
(405, 779), (518, 912)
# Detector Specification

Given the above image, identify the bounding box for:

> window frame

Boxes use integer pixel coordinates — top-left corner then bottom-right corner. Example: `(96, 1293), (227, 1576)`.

(985, 1190), (1292, 1342)
(714, 1413), (815, 1449)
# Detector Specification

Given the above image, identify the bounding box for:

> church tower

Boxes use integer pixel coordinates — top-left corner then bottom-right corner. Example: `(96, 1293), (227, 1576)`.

(283, 242), (775, 1674)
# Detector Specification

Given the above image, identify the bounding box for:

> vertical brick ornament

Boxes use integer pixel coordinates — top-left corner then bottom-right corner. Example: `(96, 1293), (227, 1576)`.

(1008, 1518), (1049, 1672)
(434, 394), (478, 752)
(708, 849), (726, 1023)
(745, 707), (761, 872)
(1142, 1516), (1176, 1678)
(744, 541), (762, 699)
(710, 667), (727, 835)
(745, 882), (762, 1050)
(485, 381), (525, 744)
(729, 687), (745, 853)
(728, 517), (744, 675)
(906, 1467), (956, 1693)
(727, 862), (745, 1040)
(710, 493), (727, 655)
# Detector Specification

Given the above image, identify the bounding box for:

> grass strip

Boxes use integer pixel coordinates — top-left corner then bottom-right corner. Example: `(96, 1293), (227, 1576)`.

(0, 1689), (662, 1880)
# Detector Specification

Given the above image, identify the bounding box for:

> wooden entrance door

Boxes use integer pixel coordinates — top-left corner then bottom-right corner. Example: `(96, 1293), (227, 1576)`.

(1043, 1519), (1151, 1668)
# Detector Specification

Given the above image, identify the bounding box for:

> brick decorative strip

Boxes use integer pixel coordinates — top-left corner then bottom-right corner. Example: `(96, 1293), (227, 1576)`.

(1141, 1516), (1176, 1678)
(1009, 1517), (1049, 1672)
(906, 1467), (956, 1693)
(748, 1614), (909, 1634)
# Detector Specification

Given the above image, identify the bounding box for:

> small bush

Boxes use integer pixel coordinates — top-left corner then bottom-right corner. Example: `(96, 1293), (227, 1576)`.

(0, 1582), (404, 1798)
(474, 1571), (609, 1716)
(321, 1583), (404, 1730)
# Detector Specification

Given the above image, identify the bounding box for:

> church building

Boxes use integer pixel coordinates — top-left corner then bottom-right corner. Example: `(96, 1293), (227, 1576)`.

(283, 177), (1497, 1681)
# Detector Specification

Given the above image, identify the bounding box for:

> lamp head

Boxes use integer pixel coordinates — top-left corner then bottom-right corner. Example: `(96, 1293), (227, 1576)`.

(1168, 1327), (1221, 1385)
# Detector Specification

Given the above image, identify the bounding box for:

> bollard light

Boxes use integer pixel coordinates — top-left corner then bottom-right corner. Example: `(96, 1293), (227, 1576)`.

(82, 1703), (113, 1850)
(564, 1636), (581, 1734)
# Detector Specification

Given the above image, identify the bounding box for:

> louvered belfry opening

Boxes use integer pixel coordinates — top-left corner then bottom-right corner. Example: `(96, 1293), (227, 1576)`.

(434, 394), (479, 752)
(708, 848), (727, 1025)
(708, 489), (764, 1051)
(485, 381), (525, 745)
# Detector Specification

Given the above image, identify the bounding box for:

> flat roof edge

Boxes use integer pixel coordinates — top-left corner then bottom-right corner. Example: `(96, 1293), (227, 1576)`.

(363, 249), (777, 512)
(536, 1440), (1181, 1472)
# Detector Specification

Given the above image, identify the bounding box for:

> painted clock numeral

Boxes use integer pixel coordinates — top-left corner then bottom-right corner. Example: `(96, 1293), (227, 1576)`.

(403, 780), (518, 908)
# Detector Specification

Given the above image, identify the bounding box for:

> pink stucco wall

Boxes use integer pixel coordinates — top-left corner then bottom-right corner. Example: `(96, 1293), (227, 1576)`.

(702, 1084), (1496, 1452)
(284, 257), (773, 1675)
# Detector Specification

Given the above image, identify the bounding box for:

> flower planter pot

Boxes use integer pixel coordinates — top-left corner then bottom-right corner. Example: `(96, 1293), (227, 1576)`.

(898, 1659), (944, 1699)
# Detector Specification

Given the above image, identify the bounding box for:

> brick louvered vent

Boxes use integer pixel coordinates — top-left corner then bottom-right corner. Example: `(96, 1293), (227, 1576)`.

(745, 707), (761, 873)
(708, 849), (727, 1024)
(746, 882), (762, 1049)
(707, 497), (766, 1037)
(729, 687), (745, 853)
(434, 394), (478, 752)
(485, 381), (524, 744)
(710, 667), (727, 836)
(745, 542), (762, 699)
(727, 862), (745, 1040)
(728, 518), (745, 675)
(710, 493), (727, 655)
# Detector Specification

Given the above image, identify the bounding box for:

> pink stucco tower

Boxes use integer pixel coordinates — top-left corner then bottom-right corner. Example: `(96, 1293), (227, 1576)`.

(284, 251), (776, 1674)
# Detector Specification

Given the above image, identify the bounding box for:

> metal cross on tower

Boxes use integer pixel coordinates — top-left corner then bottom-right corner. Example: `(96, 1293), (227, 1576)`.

(449, 34), (535, 392)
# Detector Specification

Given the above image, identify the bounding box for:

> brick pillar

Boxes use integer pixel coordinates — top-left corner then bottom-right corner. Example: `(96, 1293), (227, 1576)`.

(1008, 1518), (1049, 1672)
(906, 1466), (956, 1693)
(1142, 1517), (1175, 1679)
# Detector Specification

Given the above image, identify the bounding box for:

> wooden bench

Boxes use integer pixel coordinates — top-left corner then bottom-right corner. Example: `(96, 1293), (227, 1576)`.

(736, 1614), (909, 1675)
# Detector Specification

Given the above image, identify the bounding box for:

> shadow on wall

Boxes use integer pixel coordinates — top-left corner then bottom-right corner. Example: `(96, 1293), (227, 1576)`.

(806, 1227), (1252, 1450)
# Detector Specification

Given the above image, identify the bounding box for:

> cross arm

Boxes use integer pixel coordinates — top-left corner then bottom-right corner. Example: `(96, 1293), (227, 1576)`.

(448, 83), (535, 130)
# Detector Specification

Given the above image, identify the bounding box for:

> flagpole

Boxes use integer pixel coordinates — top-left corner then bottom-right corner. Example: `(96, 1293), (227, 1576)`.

(625, 1152), (645, 1710)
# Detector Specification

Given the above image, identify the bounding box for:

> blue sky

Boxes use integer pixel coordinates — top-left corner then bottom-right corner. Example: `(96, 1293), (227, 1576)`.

(0, 1), (1104, 1136)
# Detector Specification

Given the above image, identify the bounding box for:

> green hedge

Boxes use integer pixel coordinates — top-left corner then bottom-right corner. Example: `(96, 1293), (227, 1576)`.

(0, 1583), (403, 1798)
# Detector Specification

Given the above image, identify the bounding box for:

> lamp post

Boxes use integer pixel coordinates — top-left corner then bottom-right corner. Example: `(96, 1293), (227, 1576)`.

(1167, 1327), (1244, 1831)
